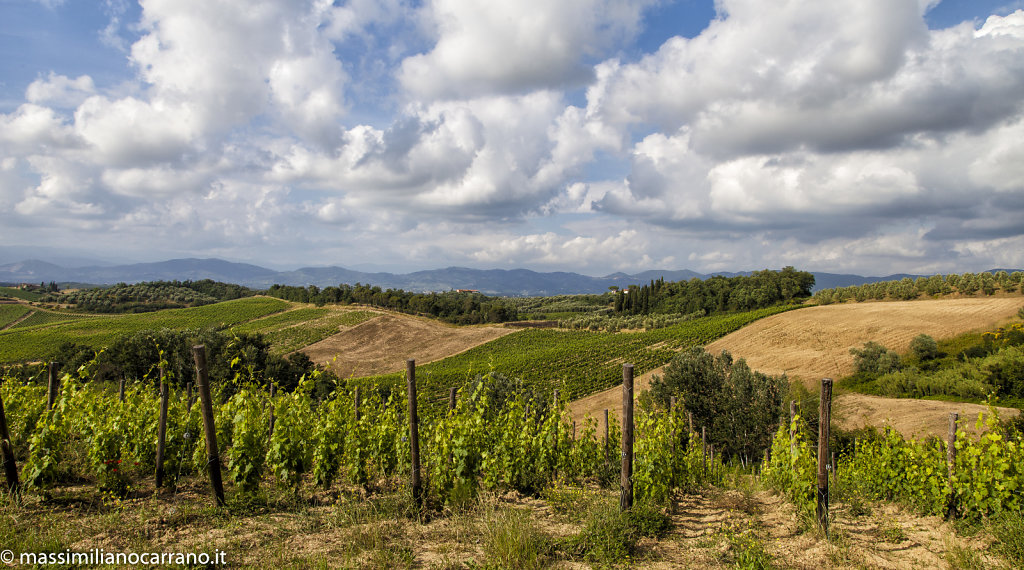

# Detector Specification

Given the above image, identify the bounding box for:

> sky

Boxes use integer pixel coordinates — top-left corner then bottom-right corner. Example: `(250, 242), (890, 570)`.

(1, 0), (1024, 276)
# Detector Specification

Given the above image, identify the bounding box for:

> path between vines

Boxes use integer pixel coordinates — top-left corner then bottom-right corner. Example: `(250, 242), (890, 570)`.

(67, 477), (1001, 568)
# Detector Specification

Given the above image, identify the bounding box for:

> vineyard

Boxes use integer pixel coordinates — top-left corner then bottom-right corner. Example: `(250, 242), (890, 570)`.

(352, 305), (799, 412)
(2, 352), (1022, 568)
(230, 307), (380, 355)
(0, 298), (384, 362)
(2, 295), (1023, 566)
(0, 304), (32, 329)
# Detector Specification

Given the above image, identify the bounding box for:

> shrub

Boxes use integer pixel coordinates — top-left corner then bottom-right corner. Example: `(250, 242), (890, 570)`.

(649, 348), (787, 462)
(850, 342), (901, 375)
(909, 334), (939, 361)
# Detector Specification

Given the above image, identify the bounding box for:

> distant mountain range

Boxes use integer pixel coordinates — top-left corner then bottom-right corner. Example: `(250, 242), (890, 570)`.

(0, 257), (1018, 297)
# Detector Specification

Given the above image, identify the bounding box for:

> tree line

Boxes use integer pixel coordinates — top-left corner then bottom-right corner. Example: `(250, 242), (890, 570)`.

(613, 267), (815, 316)
(265, 283), (518, 325)
(40, 280), (257, 313)
(813, 270), (1024, 304)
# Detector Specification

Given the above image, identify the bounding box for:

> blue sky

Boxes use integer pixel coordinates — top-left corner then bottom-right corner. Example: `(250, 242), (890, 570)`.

(1, 0), (1023, 275)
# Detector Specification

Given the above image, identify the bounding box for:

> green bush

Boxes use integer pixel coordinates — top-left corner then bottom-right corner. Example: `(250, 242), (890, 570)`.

(850, 341), (902, 374)
(649, 347), (787, 461)
(909, 334), (939, 361)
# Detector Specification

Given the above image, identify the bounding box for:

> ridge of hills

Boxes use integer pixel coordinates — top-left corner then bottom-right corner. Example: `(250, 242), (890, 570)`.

(0, 256), (1019, 297)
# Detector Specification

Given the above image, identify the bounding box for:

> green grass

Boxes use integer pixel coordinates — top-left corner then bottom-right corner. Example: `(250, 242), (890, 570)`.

(0, 297), (291, 362)
(0, 304), (32, 328)
(354, 305), (800, 411)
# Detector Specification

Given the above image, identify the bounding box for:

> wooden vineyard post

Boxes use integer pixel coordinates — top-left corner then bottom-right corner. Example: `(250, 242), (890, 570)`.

(449, 387), (457, 411)
(620, 364), (634, 511)
(353, 386), (361, 421)
(47, 362), (60, 411)
(119, 377), (126, 403)
(268, 383), (276, 440)
(946, 412), (959, 519)
(407, 359), (423, 509)
(817, 378), (833, 536)
(0, 390), (20, 497)
(192, 345), (226, 506)
(155, 367), (169, 488)
(688, 411), (694, 436)
(572, 420), (576, 441)
(186, 381), (194, 411)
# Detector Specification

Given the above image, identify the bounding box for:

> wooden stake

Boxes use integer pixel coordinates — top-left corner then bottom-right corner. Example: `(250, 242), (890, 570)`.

(946, 412), (958, 519)
(47, 362), (60, 411)
(407, 359), (422, 508)
(449, 387), (457, 411)
(0, 390), (20, 497)
(119, 377), (126, 403)
(353, 386), (361, 421)
(155, 367), (169, 488)
(620, 364), (634, 511)
(817, 378), (833, 536)
(192, 345), (225, 506)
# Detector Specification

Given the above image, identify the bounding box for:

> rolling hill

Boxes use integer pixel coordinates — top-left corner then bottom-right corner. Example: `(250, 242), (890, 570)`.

(3, 255), (1020, 296)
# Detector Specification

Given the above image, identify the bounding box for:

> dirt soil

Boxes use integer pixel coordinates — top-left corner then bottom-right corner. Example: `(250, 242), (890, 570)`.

(46, 478), (1007, 569)
(646, 485), (1003, 569)
(301, 313), (514, 379)
(569, 297), (1024, 439)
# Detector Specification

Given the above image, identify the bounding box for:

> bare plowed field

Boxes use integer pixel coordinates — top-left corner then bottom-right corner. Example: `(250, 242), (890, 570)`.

(569, 298), (1023, 438)
(301, 313), (514, 378)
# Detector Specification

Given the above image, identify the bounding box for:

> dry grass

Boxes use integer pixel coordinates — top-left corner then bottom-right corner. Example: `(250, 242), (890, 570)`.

(4, 473), (1015, 569)
(705, 297), (1024, 386)
(300, 312), (514, 378)
(569, 297), (1024, 439)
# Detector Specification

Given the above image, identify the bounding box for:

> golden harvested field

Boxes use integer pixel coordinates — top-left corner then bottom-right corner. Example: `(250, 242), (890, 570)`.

(301, 312), (514, 379)
(836, 392), (1019, 439)
(704, 296), (1024, 385)
(569, 297), (1024, 438)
